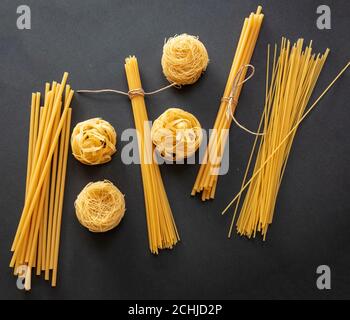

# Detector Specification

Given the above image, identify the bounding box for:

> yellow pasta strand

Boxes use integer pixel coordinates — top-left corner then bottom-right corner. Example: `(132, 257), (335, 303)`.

(52, 106), (72, 287)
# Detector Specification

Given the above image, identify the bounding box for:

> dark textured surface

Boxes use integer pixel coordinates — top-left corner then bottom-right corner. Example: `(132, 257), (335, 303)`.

(0, 0), (349, 300)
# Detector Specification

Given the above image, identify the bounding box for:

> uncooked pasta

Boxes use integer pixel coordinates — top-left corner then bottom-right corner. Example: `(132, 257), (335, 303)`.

(10, 74), (74, 289)
(223, 38), (332, 239)
(151, 108), (203, 161)
(161, 34), (209, 85)
(125, 56), (179, 254)
(192, 6), (264, 201)
(71, 118), (117, 165)
(75, 180), (126, 233)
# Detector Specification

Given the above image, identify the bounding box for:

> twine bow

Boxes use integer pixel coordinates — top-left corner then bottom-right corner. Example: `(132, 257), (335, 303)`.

(222, 64), (264, 136)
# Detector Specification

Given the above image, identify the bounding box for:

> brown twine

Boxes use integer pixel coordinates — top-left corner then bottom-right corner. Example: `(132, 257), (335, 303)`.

(77, 82), (179, 100)
(222, 64), (264, 137)
(77, 67), (262, 136)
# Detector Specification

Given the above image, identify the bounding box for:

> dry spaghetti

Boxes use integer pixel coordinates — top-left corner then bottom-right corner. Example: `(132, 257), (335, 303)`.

(192, 6), (264, 201)
(151, 108), (203, 161)
(125, 56), (179, 254)
(71, 118), (117, 165)
(10, 73), (73, 289)
(75, 180), (125, 233)
(223, 38), (331, 239)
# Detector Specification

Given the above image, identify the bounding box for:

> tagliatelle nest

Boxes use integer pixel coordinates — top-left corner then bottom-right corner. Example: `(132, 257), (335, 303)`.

(151, 108), (203, 161)
(71, 118), (117, 165)
(75, 180), (126, 233)
(161, 34), (209, 85)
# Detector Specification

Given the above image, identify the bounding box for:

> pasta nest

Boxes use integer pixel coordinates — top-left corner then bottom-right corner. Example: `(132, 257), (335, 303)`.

(75, 180), (126, 233)
(71, 118), (116, 165)
(151, 108), (203, 161)
(161, 34), (209, 85)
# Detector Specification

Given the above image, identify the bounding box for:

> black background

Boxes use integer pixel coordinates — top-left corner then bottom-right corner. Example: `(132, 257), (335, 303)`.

(0, 0), (349, 300)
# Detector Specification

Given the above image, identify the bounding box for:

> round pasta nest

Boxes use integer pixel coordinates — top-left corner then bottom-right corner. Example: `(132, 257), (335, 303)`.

(71, 118), (117, 165)
(75, 180), (126, 233)
(161, 34), (209, 85)
(151, 108), (203, 161)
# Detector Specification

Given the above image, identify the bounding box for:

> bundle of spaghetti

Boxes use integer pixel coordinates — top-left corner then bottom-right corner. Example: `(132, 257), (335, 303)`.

(125, 56), (179, 254)
(10, 73), (74, 289)
(223, 38), (330, 239)
(192, 6), (264, 201)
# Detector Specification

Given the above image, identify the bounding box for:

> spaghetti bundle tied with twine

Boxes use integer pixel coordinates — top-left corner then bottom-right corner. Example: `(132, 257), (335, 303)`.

(192, 6), (264, 201)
